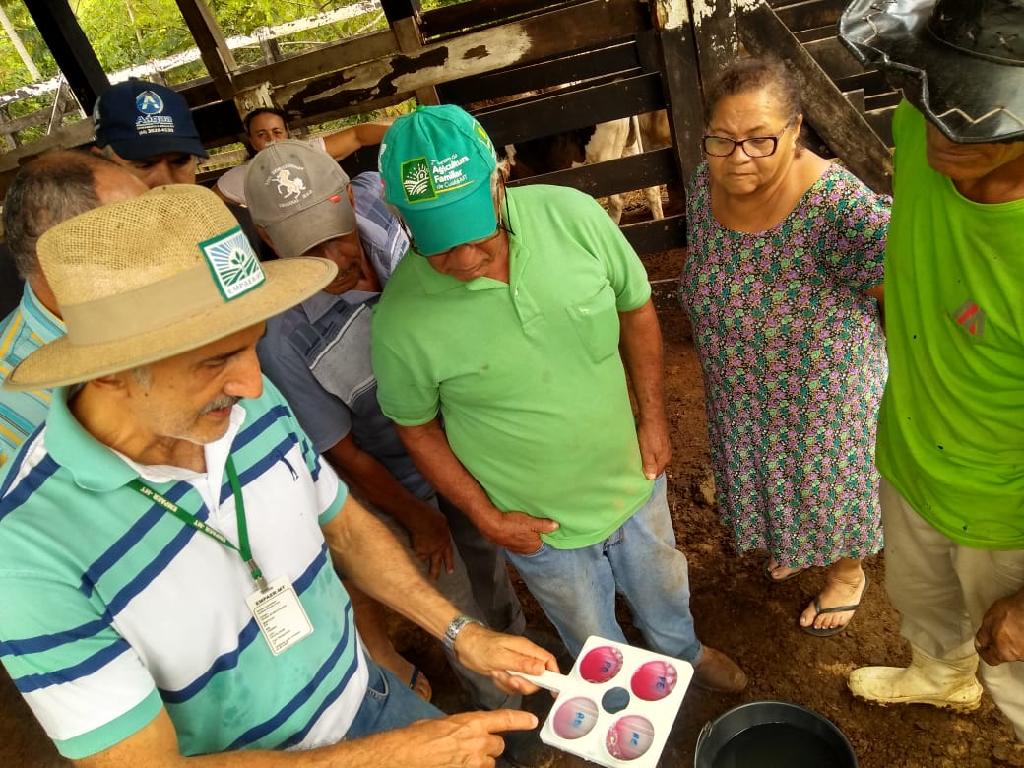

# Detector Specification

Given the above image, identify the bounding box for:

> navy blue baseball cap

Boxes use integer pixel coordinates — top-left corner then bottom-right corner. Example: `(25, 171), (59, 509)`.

(94, 79), (208, 161)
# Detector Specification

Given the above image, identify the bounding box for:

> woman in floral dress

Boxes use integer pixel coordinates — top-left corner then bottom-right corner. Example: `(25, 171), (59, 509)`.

(679, 57), (890, 635)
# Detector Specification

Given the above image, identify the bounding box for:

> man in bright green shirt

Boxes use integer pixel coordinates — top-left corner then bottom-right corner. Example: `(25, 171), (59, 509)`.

(372, 105), (746, 692)
(842, 0), (1024, 738)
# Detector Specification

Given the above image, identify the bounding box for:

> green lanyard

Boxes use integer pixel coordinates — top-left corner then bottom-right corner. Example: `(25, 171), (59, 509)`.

(128, 456), (268, 592)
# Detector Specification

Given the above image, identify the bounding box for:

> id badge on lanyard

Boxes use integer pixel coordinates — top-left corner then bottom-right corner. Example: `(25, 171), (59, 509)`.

(129, 456), (313, 654)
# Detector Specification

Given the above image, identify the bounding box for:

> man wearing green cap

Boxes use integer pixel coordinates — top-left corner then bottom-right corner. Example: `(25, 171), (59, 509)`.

(373, 104), (746, 692)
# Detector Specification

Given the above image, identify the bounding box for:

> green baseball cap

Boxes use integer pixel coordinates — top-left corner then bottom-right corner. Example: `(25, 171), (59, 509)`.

(379, 104), (498, 256)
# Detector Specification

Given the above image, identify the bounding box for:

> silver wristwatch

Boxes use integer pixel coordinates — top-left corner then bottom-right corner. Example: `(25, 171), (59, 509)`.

(443, 614), (483, 652)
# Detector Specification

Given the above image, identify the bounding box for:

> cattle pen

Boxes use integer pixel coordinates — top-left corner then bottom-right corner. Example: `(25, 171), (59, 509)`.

(0, 0), (898, 246)
(5, 2), (1017, 768)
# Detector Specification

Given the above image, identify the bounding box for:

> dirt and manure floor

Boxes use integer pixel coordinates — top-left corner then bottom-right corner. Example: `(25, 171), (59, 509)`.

(0, 240), (1020, 767)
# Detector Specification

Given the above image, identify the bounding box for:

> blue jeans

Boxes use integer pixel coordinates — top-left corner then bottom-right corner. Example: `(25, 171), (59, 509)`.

(504, 475), (703, 664)
(345, 658), (443, 740)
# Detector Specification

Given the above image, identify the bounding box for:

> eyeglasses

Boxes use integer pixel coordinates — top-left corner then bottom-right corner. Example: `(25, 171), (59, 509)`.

(702, 122), (793, 158)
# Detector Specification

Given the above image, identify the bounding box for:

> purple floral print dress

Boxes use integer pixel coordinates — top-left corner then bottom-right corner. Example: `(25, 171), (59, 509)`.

(679, 163), (890, 568)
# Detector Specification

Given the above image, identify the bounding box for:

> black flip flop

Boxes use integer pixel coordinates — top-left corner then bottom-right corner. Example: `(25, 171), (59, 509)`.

(764, 562), (808, 583)
(801, 573), (869, 637)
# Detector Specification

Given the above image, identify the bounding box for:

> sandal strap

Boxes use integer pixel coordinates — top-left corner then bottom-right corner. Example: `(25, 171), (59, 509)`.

(813, 597), (863, 615)
(812, 573), (869, 616)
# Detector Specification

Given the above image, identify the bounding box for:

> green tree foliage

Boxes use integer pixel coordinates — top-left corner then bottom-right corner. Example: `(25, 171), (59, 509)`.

(0, 0), (475, 146)
(0, 1), (57, 93)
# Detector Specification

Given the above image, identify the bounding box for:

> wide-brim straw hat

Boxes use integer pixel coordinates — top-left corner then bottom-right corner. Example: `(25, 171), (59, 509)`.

(6, 184), (336, 390)
(840, 0), (1024, 143)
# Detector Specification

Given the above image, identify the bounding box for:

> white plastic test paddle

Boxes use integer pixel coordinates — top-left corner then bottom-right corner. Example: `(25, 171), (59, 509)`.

(508, 635), (694, 768)
(509, 668), (569, 692)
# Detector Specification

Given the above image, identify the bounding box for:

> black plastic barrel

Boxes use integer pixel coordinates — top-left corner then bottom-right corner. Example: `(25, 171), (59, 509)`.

(694, 700), (858, 768)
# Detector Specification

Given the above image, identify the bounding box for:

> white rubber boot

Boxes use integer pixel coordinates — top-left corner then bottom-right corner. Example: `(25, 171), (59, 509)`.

(848, 645), (984, 713)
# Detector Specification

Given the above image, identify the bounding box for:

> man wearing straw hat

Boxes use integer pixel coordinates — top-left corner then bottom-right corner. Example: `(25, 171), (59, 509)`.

(840, 0), (1024, 737)
(0, 184), (555, 766)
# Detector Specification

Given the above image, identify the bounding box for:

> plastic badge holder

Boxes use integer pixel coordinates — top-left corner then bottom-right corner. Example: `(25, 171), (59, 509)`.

(515, 635), (693, 768)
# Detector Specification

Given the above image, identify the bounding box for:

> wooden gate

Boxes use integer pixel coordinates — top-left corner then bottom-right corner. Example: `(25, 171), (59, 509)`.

(2, 0), (895, 259)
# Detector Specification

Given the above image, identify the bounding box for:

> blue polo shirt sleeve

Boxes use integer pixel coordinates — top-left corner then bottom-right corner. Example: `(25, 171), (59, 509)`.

(257, 321), (353, 455)
(570, 190), (651, 311)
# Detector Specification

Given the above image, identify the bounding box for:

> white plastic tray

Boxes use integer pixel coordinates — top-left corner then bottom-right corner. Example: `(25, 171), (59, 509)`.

(515, 635), (693, 767)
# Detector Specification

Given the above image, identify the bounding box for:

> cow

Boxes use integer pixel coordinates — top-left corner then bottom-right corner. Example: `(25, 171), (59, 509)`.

(502, 112), (669, 223)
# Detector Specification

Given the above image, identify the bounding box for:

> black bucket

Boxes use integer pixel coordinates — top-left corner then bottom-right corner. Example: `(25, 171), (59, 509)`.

(694, 700), (858, 768)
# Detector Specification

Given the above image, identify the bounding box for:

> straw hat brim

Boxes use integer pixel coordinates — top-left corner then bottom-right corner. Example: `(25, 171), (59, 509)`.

(6, 257), (336, 391)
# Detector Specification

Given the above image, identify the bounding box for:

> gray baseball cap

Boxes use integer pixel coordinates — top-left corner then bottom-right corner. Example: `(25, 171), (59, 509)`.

(244, 139), (356, 258)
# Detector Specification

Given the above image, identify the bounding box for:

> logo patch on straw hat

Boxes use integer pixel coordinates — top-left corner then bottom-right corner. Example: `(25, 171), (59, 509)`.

(199, 226), (266, 300)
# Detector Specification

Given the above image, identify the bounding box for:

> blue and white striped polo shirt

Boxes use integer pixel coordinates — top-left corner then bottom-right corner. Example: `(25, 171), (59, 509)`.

(0, 377), (367, 759)
(0, 284), (64, 484)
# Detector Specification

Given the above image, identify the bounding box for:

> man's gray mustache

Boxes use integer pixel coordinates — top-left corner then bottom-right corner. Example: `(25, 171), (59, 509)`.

(200, 396), (239, 415)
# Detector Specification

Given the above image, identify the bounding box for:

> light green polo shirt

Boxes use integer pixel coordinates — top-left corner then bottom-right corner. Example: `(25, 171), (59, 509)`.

(372, 184), (654, 549)
(876, 101), (1024, 548)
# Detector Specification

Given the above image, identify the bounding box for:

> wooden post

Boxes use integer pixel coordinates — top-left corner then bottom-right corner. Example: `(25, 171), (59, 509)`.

(234, 82), (274, 121)
(651, 0), (705, 189)
(22, 0), (109, 114)
(258, 29), (283, 64)
(173, 0), (237, 102)
(380, 0), (440, 106)
(689, 0), (738, 79)
(47, 80), (71, 134)
(737, 0), (892, 193)
(0, 105), (19, 151)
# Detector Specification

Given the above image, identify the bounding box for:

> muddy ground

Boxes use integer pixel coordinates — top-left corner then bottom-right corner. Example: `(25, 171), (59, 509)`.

(0, 231), (1020, 767)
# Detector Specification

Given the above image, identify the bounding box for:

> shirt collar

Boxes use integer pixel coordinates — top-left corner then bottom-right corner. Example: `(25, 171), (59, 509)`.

(45, 388), (247, 493)
(21, 284), (65, 344)
(301, 290), (346, 324)
(45, 388), (137, 492)
(504, 188), (533, 284)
